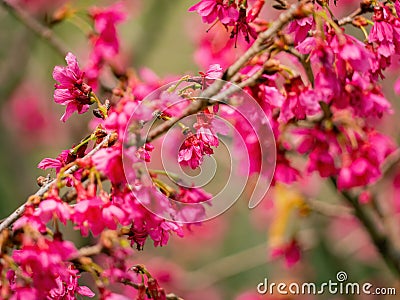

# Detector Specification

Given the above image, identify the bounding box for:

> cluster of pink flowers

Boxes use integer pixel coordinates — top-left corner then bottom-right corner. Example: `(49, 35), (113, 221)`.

(178, 112), (220, 169)
(85, 3), (126, 88)
(3, 0), (400, 298)
(8, 235), (94, 299)
(189, 0), (264, 43)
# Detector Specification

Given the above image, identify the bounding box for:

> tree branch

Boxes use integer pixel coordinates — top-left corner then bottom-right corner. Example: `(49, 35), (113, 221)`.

(0, 0), (68, 56)
(337, 7), (363, 26)
(0, 134), (112, 233)
(146, 1), (311, 143)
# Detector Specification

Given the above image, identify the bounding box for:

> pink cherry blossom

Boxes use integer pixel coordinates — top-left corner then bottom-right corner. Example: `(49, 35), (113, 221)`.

(194, 112), (219, 147)
(201, 63), (223, 79)
(178, 132), (214, 169)
(368, 6), (400, 58)
(92, 146), (126, 184)
(12, 236), (78, 296)
(48, 266), (95, 299)
(53, 53), (92, 122)
(189, 0), (239, 25)
(270, 239), (301, 268)
(86, 3), (126, 88)
(337, 130), (395, 190)
(287, 15), (314, 44)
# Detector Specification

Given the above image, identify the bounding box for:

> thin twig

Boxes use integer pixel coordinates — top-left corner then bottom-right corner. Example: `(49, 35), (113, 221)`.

(306, 198), (353, 218)
(0, 134), (112, 233)
(184, 242), (269, 289)
(337, 7), (363, 26)
(0, 0), (68, 56)
(74, 244), (103, 259)
(120, 278), (184, 300)
(146, 1), (310, 143)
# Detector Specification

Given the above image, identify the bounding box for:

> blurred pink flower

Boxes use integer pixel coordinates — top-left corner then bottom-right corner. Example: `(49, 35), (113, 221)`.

(2, 82), (64, 148)
(270, 239), (301, 268)
(86, 3), (126, 88)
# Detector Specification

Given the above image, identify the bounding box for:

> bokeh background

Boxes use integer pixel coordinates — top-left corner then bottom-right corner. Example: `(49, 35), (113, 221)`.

(1, 0), (400, 299)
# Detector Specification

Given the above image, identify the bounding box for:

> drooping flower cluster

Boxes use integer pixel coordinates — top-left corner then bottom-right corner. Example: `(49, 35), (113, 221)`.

(178, 111), (220, 169)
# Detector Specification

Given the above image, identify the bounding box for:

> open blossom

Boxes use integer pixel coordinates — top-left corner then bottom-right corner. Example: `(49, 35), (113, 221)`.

(92, 145), (126, 185)
(71, 189), (127, 237)
(53, 53), (93, 122)
(38, 145), (87, 173)
(189, 0), (239, 25)
(230, 7), (258, 43)
(200, 63), (223, 79)
(295, 126), (339, 178)
(287, 15), (314, 45)
(136, 143), (155, 162)
(90, 3), (125, 60)
(48, 266), (95, 299)
(178, 132), (213, 169)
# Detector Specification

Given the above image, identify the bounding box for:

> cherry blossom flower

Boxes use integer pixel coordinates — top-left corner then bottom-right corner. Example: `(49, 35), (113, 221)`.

(270, 239), (301, 268)
(86, 3), (126, 87)
(200, 63), (223, 79)
(279, 76), (320, 123)
(12, 236), (78, 296)
(53, 53), (93, 122)
(369, 6), (400, 58)
(178, 132), (214, 169)
(230, 7), (258, 43)
(136, 143), (155, 162)
(337, 130), (394, 190)
(48, 266), (95, 299)
(287, 15), (314, 44)
(189, 0), (239, 25)
(295, 126), (339, 178)
(92, 146), (126, 185)
(194, 112), (219, 147)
